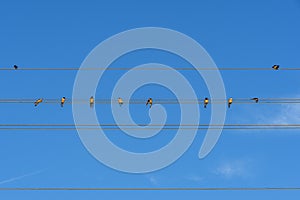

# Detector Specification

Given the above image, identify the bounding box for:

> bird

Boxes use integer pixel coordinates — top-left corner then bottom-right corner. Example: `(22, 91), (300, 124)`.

(90, 96), (94, 108)
(118, 97), (123, 106)
(251, 97), (259, 103)
(146, 98), (153, 108)
(34, 98), (43, 106)
(61, 97), (66, 107)
(272, 65), (279, 70)
(204, 97), (209, 108)
(228, 97), (233, 108)
(13, 65), (18, 70)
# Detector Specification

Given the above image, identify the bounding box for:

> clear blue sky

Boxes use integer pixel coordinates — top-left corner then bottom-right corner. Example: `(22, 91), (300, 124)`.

(1, 0), (300, 199)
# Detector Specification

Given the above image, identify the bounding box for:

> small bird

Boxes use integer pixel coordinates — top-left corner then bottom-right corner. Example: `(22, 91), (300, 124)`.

(204, 97), (209, 108)
(13, 65), (18, 70)
(90, 96), (94, 108)
(251, 97), (259, 103)
(118, 97), (123, 106)
(228, 97), (233, 108)
(272, 65), (279, 70)
(61, 97), (66, 107)
(34, 98), (43, 106)
(146, 98), (153, 108)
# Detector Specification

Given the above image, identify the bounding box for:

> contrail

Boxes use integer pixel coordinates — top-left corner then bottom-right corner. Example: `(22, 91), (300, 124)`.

(0, 169), (45, 185)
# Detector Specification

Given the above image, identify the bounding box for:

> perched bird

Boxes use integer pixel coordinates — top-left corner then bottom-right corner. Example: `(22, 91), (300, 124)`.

(13, 65), (18, 70)
(228, 97), (233, 108)
(272, 65), (279, 70)
(90, 96), (94, 108)
(146, 98), (153, 108)
(34, 98), (43, 106)
(61, 97), (66, 107)
(251, 97), (259, 103)
(118, 97), (123, 106)
(204, 97), (209, 108)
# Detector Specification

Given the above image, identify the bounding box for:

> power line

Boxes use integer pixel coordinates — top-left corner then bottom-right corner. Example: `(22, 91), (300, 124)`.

(0, 187), (299, 191)
(0, 124), (300, 131)
(1, 98), (300, 104)
(1, 128), (300, 131)
(1, 67), (300, 71)
(1, 124), (300, 126)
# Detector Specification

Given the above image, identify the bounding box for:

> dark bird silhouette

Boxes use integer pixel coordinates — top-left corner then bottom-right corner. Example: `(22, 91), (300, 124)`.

(251, 97), (259, 103)
(13, 65), (18, 70)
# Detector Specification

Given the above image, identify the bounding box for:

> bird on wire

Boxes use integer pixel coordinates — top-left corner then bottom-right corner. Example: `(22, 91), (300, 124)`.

(34, 98), (43, 107)
(251, 97), (259, 103)
(118, 97), (123, 106)
(90, 96), (94, 108)
(228, 97), (233, 108)
(272, 65), (280, 70)
(61, 97), (66, 107)
(146, 98), (153, 108)
(204, 97), (209, 108)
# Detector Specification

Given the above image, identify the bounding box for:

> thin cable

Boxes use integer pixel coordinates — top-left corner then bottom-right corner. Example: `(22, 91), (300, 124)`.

(1, 67), (300, 71)
(2, 128), (300, 131)
(1, 127), (300, 131)
(1, 98), (300, 104)
(0, 187), (299, 191)
(0, 124), (298, 126)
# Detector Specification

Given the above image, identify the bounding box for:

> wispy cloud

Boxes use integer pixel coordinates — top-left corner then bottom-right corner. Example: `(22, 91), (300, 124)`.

(213, 159), (252, 179)
(269, 104), (300, 124)
(235, 95), (300, 125)
(184, 175), (203, 183)
(146, 175), (160, 186)
(0, 169), (45, 185)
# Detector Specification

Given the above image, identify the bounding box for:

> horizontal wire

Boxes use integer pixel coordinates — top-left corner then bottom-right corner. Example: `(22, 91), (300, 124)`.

(1, 123), (300, 131)
(2, 98), (300, 101)
(1, 98), (300, 104)
(1, 124), (300, 126)
(0, 102), (299, 105)
(0, 187), (299, 191)
(1, 127), (300, 131)
(1, 67), (300, 71)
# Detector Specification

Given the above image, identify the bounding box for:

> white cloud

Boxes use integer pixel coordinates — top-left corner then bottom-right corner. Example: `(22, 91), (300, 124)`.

(213, 159), (251, 179)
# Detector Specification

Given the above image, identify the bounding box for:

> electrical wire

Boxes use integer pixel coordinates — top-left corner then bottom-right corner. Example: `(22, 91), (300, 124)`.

(0, 187), (299, 191)
(1, 124), (300, 126)
(1, 98), (300, 104)
(1, 128), (300, 131)
(0, 124), (300, 131)
(1, 67), (300, 71)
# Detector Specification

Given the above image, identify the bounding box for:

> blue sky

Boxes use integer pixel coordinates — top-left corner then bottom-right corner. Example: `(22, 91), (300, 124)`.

(1, 0), (300, 199)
